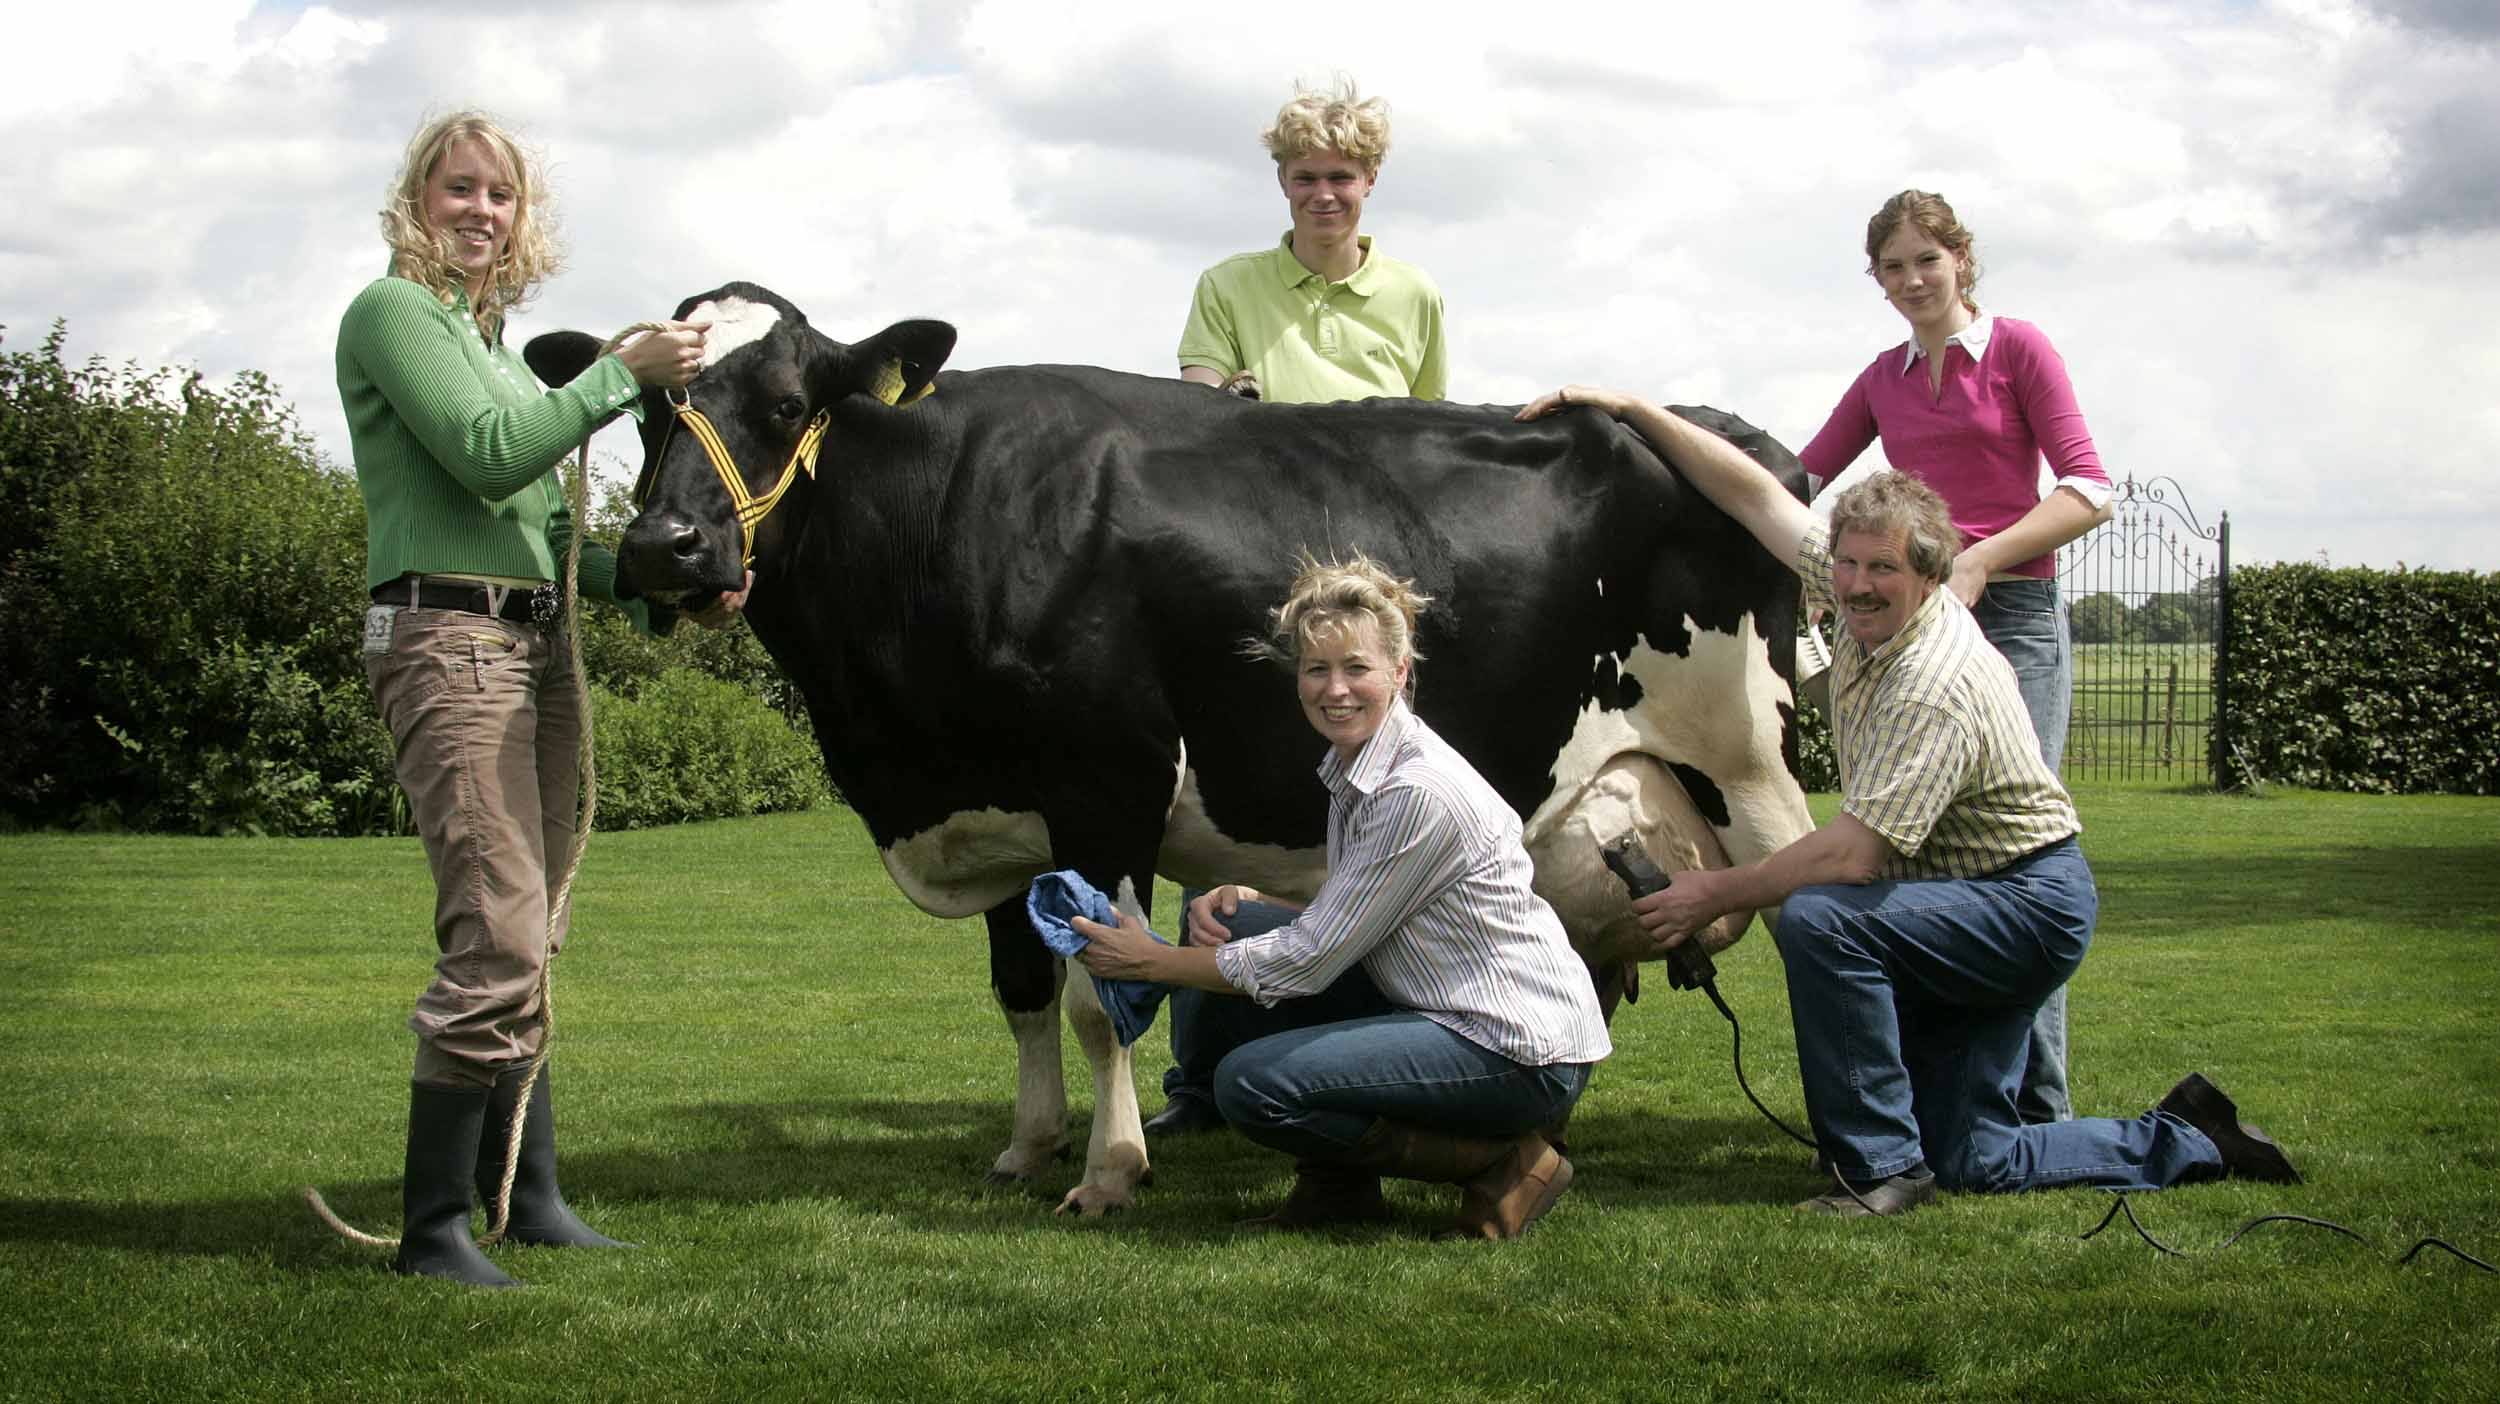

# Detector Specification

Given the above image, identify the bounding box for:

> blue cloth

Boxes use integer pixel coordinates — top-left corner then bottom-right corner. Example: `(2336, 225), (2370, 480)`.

(1773, 836), (2222, 1192)
(1973, 576), (2076, 1123)
(1025, 871), (1172, 1048)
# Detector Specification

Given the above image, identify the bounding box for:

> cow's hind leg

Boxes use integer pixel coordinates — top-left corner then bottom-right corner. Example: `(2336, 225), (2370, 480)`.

(1053, 879), (1152, 1218)
(984, 901), (1071, 1187)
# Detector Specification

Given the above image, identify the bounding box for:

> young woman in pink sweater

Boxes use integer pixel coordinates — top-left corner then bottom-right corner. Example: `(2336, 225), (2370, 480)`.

(1797, 189), (2114, 1125)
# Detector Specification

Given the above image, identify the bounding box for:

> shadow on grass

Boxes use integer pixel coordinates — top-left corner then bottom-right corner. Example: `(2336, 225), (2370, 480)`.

(0, 1093), (1827, 1264)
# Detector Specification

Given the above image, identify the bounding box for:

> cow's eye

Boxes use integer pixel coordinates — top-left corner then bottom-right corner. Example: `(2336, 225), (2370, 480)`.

(776, 394), (807, 423)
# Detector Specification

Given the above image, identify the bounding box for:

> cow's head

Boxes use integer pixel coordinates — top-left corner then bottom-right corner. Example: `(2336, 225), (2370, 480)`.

(525, 281), (955, 607)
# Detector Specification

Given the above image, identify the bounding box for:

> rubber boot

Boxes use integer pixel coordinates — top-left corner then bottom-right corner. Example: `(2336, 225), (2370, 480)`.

(474, 1063), (632, 1248)
(1234, 1162), (1393, 1232)
(394, 1083), (517, 1287)
(1351, 1121), (1574, 1240)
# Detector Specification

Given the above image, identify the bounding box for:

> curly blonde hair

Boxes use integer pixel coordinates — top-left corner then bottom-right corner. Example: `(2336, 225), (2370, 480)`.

(1864, 189), (1981, 315)
(378, 110), (563, 331)
(1245, 550), (1432, 699)
(1260, 77), (1391, 173)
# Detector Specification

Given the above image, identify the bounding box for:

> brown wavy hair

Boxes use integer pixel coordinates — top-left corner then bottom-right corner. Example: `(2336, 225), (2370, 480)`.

(1827, 471), (1961, 584)
(1864, 189), (1981, 315)
(378, 110), (563, 332)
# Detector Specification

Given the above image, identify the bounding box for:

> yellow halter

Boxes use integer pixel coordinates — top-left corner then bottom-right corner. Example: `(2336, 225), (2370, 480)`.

(651, 390), (830, 568)
(636, 360), (931, 567)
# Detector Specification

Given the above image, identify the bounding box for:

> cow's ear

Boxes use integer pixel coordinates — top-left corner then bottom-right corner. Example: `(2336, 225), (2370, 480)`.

(524, 331), (605, 389)
(837, 319), (957, 406)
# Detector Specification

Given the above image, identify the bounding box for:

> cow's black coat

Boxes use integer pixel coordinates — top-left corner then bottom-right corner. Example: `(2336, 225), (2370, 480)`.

(529, 279), (1802, 1044)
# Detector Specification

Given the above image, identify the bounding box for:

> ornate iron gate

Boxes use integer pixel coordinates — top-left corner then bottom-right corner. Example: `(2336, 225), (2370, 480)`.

(2055, 477), (2230, 786)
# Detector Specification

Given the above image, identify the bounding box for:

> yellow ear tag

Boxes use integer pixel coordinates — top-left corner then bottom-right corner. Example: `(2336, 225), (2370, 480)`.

(869, 360), (906, 406)
(868, 359), (935, 406)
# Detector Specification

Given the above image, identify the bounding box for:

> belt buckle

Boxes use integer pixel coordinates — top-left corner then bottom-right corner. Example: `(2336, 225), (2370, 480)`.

(528, 584), (563, 628)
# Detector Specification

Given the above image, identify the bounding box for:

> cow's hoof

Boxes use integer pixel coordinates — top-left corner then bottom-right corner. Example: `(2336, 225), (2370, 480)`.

(1054, 1184), (1136, 1218)
(987, 1139), (1071, 1185)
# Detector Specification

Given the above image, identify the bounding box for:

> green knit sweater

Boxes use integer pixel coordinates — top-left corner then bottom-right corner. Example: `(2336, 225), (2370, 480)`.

(336, 273), (654, 629)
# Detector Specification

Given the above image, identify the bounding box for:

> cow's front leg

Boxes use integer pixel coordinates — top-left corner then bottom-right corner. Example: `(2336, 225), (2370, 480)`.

(984, 901), (1071, 1185)
(1053, 884), (1151, 1217)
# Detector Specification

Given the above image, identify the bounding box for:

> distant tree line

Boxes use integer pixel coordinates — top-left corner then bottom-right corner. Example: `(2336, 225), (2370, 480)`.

(0, 323), (826, 835)
(2070, 577), (2221, 645)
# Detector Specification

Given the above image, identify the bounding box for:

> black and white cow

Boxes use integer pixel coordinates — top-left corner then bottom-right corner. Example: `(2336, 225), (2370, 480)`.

(527, 283), (1815, 1216)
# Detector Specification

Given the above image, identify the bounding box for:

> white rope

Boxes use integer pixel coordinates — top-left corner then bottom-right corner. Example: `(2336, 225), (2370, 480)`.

(307, 322), (667, 1252)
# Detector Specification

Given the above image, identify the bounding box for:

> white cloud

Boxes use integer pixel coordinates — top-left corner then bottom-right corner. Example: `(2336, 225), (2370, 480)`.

(5, 0), (2496, 570)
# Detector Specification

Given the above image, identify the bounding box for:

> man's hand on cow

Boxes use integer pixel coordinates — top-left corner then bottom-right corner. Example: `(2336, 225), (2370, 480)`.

(1515, 385), (1632, 423)
(1185, 885), (1257, 947)
(686, 570), (754, 630)
(1631, 867), (1727, 956)
(1071, 909), (1162, 982)
(617, 319), (713, 390)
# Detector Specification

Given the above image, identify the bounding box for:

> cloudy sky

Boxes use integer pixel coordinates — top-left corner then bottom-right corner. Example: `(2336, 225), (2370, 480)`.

(6, 0), (2495, 572)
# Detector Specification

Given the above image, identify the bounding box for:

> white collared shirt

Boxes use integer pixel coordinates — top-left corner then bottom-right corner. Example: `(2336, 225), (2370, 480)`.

(1901, 313), (1996, 373)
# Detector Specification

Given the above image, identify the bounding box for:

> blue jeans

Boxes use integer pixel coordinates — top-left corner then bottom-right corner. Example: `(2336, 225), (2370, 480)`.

(1973, 576), (2074, 1123)
(1157, 887), (1235, 1108)
(1178, 901), (1592, 1163)
(1773, 838), (2221, 1192)
(1217, 1014), (1592, 1167)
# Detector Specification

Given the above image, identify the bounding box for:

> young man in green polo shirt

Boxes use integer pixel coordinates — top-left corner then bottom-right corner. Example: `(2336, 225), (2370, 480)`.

(1511, 383), (2304, 1216)
(1148, 80), (1450, 1140)
(1175, 79), (1447, 406)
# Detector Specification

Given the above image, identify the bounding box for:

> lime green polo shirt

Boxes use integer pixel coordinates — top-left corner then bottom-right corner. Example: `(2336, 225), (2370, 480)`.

(1177, 233), (1448, 404)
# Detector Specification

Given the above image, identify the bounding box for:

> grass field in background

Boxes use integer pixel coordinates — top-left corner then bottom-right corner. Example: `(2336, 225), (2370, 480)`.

(2067, 642), (2217, 782)
(3, 784), (2494, 1402)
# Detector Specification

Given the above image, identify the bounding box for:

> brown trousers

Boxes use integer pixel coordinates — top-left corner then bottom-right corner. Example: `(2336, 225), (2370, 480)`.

(365, 605), (580, 1089)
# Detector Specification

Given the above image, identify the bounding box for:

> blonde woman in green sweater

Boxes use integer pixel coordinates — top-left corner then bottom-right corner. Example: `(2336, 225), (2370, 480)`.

(339, 110), (728, 1287)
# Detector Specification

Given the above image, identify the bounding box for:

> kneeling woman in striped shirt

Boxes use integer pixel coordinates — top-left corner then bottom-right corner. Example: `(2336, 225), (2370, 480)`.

(1072, 553), (1612, 1238)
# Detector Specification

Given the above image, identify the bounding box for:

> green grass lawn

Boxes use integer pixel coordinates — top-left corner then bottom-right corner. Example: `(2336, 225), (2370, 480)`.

(3, 785), (2495, 1402)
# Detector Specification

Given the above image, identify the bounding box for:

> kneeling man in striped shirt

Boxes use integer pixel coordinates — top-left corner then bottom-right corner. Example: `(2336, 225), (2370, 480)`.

(1516, 385), (2301, 1216)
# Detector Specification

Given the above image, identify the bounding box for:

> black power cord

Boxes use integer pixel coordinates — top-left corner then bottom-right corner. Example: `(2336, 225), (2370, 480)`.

(2081, 1191), (2496, 1272)
(1598, 835), (2496, 1258)
(1599, 835), (1887, 1216)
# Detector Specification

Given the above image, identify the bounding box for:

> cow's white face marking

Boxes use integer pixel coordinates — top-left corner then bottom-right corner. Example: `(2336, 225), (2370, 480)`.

(880, 807), (1052, 918)
(684, 296), (782, 369)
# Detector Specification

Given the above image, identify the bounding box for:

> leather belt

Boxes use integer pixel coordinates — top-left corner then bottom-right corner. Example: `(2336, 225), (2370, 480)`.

(371, 576), (560, 626)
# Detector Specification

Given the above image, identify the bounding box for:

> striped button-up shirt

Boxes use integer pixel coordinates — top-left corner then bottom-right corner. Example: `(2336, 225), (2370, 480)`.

(1216, 699), (1613, 1069)
(1799, 521), (2079, 879)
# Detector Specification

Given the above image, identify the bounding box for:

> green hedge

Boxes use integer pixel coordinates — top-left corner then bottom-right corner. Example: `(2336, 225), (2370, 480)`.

(0, 325), (386, 833)
(2221, 562), (2500, 795)
(0, 324), (825, 833)
(1790, 695), (1838, 793)
(590, 668), (827, 828)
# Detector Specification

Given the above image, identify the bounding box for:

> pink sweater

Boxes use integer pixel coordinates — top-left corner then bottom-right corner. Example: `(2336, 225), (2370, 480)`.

(1798, 315), (2110, 579)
